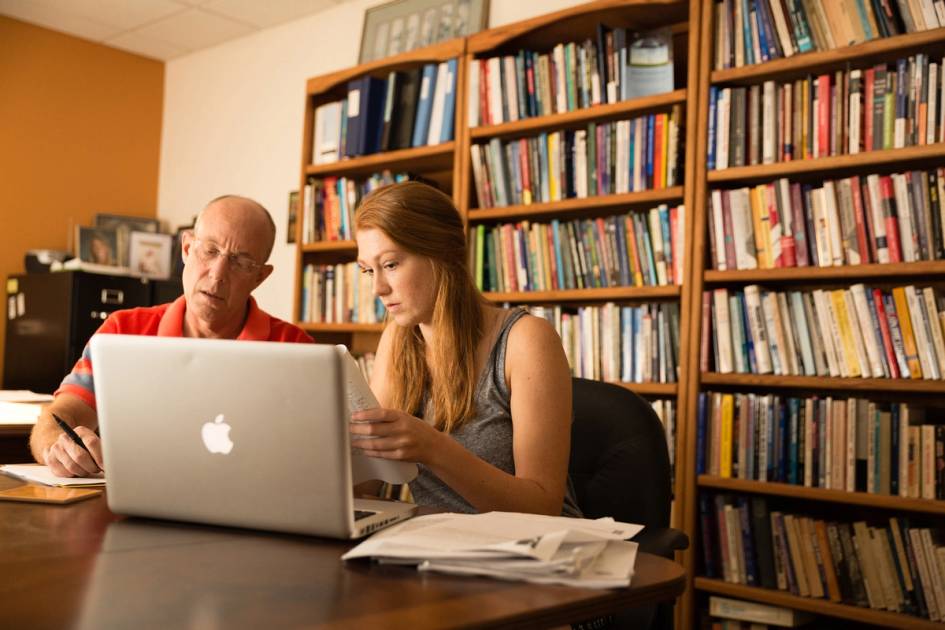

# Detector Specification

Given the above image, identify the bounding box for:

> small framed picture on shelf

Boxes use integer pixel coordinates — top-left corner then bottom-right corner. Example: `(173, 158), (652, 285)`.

(76, 226), (119, 267)
(287, 191), (299, 244)
(358, 0), (489, 64)
(129, 231), (173, 279)
(94, 213), (161, 267)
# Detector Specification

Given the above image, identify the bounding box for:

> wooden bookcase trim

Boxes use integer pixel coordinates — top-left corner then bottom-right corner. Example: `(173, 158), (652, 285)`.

(300, 240), (357, 254)
(613, 381), (677, 396)
(710, 27), (945, 86)
(704, 261), (945, 284)
(303, 142), (455, 178)
(485, 286), (680, 303)
(698, 475), (945, 515)
(299, 322), (385, 333)
(700, 373), (945, 394)
(467, 187), (684, 221)
(695, 578), (942, 629)
(306, 39), (465, 96)
(706, 143), (945, 185)
(469, 89), (687, 140)
(466, 0), (688, 54)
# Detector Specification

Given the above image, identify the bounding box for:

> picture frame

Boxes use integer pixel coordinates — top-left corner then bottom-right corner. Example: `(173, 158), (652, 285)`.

(128, 231), (173, 280)
(94, 213), (161, 267)
(76, 226), (119, 267)
(359, 0), (489, 64)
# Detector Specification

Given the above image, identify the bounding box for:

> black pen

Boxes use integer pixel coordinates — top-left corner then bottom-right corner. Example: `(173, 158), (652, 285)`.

(52, 413), (98, 466)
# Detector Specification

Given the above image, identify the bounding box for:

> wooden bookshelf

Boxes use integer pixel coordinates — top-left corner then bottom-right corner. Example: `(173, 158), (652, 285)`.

(680, 5), (945, 629)
(303, 142), (456, 178)
(299, 322), (385, 334)
(704, 261), (945, 285)
(695, 578), (943, 629)
(698, 476), (945, 516)
(469, 89), (687, 140)
(615, 381), (678, 396)
(711, 27), (945, 86)
(485, 286), (680, 303)
(700, 373), (945, 394)
(706, 143), (945, 185)
(299, 240), (357, 255)
(467, 187), (684, 221)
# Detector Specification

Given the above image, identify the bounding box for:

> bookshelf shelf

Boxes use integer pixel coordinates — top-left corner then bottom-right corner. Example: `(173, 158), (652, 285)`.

(614, 381), (677, 396)
(300, 240), (357, 255)
(299, 322), (384, 333)
(469, 89), (687, 140)
(304, 142), (456, 178)
(703, 261), (945, 285)
(698, 476), (945, 516)
(710, 28), (945, 86)
(700, 373), (945, 394)
(485, 286), (680, 303)
(467, 187), (684, 221)
(694, 578), (942, 629)
(706, 143), (945, 185)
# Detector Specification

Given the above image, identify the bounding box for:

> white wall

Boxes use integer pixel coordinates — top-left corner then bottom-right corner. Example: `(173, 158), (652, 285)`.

(157, 0), (588, 321)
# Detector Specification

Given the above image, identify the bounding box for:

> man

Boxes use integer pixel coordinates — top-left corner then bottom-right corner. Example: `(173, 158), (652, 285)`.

(30, 195), (313, 477)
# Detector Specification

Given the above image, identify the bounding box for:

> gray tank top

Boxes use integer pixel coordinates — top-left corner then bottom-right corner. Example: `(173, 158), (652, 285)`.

(410, 308), (582, 516)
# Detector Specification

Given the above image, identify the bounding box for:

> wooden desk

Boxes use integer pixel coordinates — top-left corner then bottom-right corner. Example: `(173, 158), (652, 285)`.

(0, 424), (32, 463)
(0, 476), (685, 629)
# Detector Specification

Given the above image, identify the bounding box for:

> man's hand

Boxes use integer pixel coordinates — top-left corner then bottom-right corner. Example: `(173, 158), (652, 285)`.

(43, 426), (103, 478)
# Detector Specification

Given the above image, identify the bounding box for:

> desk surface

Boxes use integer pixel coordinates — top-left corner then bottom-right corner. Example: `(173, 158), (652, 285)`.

(0, 475), (685, 629)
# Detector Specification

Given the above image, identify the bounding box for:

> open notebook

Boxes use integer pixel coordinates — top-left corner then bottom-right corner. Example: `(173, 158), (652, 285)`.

(0, 464), (106, 487)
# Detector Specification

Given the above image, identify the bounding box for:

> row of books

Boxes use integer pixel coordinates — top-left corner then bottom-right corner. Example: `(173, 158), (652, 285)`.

(299, 262), (385, 324)
(468, 26), (674, 127)
(708, 169), (945, 271)
(525, 302), (680, 384)
(470, 107), (683, 209)
(699, 493), (945, 620)
(467, 205), (685, 293)
(311, 60), (457, 163)
(696, 392), (945, 499)
(704, 284), (945, 379)
(300, 171), (409, 243)
(712, 0), (944, 71)
(708, 54), (945, 170)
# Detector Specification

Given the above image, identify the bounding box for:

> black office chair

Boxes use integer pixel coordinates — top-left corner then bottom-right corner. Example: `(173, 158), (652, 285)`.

(569, 377), (689, 630)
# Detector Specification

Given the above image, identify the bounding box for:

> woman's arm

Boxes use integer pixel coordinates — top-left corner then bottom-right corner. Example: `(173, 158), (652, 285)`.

(351, 315), (573, 515)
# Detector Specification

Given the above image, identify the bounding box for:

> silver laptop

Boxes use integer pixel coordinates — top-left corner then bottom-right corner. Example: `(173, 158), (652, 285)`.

(89, 335), (416, 538)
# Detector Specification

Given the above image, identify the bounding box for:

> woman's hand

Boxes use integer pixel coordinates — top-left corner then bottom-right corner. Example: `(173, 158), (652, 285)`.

(350, 408), (442, 464)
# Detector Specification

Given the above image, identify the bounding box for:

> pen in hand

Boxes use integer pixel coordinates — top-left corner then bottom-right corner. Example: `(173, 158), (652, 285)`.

(52, 413), (101, 472)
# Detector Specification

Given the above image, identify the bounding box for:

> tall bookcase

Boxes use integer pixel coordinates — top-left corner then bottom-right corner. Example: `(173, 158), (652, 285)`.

(294, 38), (467, 356)
(681, 4), (945, 627)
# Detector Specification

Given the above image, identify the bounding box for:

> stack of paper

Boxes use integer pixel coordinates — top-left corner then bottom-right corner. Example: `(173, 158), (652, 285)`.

(342, 511), (643, 588)
(0, 464), (105, 487)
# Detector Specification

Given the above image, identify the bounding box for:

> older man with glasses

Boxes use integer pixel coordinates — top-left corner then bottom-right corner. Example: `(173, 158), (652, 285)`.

(30, 195), (313, 478)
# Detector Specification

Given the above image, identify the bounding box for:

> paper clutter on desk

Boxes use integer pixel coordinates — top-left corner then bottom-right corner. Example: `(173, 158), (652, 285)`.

(342, 511), (643, 588)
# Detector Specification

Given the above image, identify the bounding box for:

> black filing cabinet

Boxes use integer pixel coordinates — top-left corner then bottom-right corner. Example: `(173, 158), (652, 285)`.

(3, 271), (182, 394)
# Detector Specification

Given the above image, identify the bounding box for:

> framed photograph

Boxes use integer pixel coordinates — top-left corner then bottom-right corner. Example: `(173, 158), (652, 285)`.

(129, 231), (173, 280)
(287, 191), (299, 244)
(76, 226), (119, 267)
(359, 0), (489, 64)
(94, 213), (161, 267)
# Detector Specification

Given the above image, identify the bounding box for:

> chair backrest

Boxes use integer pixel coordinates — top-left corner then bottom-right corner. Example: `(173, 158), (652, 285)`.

(569, 378), (672, 528)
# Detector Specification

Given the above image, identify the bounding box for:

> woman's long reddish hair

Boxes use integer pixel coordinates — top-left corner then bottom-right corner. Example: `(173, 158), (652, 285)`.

(355, 181), (486, 432)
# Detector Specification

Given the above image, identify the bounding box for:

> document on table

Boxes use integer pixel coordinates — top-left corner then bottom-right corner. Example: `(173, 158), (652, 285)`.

(342, 511), (643, 588)
(0, 464), (105, 487)
(0, 401), (44, 424)
(0, 390), (53, 403)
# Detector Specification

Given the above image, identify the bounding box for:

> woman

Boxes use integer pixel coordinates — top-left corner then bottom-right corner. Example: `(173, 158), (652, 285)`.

(351, 181), (580, 516)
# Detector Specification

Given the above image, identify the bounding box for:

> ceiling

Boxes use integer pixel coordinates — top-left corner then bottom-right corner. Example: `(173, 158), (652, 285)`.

(0, 0), (358, 61)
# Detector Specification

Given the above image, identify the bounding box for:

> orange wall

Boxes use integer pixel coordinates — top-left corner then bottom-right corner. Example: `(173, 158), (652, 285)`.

(0, 16), (164, 385)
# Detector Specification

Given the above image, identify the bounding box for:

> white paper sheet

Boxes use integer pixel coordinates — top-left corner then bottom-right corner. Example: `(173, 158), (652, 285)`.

(0, 390), (53, 403)
(0, 464), (105, 487)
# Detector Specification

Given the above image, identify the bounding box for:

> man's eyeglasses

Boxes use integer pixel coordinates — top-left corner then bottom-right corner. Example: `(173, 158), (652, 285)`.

(190, 238), (262, 275)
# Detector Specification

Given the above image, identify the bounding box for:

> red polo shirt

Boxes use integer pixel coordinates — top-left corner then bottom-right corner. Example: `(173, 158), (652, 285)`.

(55, 295), (313, 409)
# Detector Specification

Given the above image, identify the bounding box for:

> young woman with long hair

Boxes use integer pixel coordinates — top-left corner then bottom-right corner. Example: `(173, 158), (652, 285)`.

(351, 181), (580, 516)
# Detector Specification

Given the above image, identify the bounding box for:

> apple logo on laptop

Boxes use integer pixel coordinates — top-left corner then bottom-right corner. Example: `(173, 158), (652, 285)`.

(201, 414), (234, 454)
